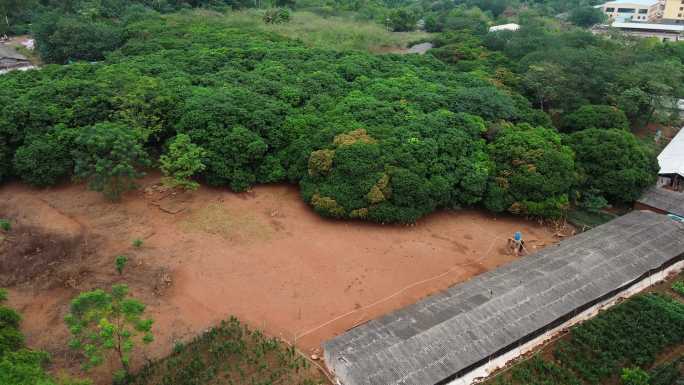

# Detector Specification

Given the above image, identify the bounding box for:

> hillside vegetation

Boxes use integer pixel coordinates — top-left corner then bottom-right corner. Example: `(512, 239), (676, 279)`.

(0, 10), (581, 222)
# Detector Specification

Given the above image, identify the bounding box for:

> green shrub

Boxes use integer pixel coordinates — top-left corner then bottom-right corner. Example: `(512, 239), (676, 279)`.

(554, 293), (684, 383)
(485, 124), (575, 218)
(263, 8), (291, 24)
(649, 357), (683, 385)
(13, 128), (75, 187)
(0, 220), (10, 232)
(621, 367), (650, 385)
(566, 128), (658, 203)
(73, 123), (151, 201)
(160, 134), (206, 191)
(561, 105), (629, 132)
(115, 255), (128, 275)
(672, 281), (684, 297)
(132, 239), (143, 248)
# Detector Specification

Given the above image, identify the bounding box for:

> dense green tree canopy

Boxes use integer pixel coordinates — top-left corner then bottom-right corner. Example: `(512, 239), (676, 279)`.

(560, 105), (630, 132)
(485, 124), (575, 218)
(565, 128), (658, 203)
(0, 6), (668, 221)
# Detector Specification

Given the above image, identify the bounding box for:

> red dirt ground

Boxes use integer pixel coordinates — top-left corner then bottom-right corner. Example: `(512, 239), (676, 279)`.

(0, 176), (566, 383)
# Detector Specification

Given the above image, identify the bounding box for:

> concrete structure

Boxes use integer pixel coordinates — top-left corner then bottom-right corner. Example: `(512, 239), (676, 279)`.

(596, 20), (684, 40)
(324, 211), (684, 385)
(488, 23), (520, 32)
(663, 0), (684, 23)
(0, 44), (31, 71)
(599, 0), (662, 21)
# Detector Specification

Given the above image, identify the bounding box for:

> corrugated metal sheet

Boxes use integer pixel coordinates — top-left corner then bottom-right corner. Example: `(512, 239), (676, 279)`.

(638, 186), (684, 217)
(323, 210), (684, 385)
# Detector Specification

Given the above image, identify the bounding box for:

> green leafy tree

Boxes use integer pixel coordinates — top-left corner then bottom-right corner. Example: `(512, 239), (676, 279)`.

(13, 127), (76, 187)
(485, 124), (575, 218)
(621, 367), (650, 385)
(33, 13), (124, 64)
(568, 6), (607, 27)
(73, 122), (151, 201)
(523, 62), (566, 111)
(388, 8), (417, 32)
(160, 134), (206, 191)
(566, 128), (657, 203)
(65, 284), (154, 380)
(560, 105), (630, 132)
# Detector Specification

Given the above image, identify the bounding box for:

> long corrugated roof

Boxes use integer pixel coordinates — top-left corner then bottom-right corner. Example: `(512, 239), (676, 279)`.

(659, 128), (684, 177)
(323, 211), (684, 385)
(637, 186), (684, 217)
(0, 45), (28, 61)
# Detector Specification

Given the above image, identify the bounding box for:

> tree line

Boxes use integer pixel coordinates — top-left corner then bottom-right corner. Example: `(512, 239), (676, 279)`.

(0, 9), (664, 222)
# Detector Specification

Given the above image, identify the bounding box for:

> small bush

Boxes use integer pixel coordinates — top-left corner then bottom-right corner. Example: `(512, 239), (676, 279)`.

(672, 281), (684, 297)
(115, 255), (128, 275)
(132, 239), (143, 248)
(621, 367), (650, 385)
(0, 219), (10, 232)
(263, 8), (290, 24)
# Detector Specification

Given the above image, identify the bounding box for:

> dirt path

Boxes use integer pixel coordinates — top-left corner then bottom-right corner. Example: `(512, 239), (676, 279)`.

(0, 176), (564, 383)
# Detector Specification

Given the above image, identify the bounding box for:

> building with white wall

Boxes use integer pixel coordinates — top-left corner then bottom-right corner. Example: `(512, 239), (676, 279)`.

(663, 0), (684, 22)
(599, 0), (662, 21)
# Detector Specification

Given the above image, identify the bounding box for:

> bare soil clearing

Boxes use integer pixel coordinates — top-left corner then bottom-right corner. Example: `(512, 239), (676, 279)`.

(0, 176), (563, 383)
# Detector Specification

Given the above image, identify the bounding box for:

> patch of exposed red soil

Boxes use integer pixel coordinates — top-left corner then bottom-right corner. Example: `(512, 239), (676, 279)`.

(0, 176), (564, 384)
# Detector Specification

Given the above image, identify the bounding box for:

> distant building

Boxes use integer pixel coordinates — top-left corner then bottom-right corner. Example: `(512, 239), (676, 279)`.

(0, 44), (31, 71)
(598, 0), (662, 21)
(594, 20), (684, 40)
(662, 0), (684, 23)
(488, 23), (520, 32)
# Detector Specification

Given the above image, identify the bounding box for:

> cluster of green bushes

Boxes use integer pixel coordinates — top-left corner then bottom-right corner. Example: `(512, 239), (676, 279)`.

(0, 10), (659, 222)
(489, 294), (684, 385)
(0, 289), (90, 385)
(555, 294), (684, 383)
(488, 293), (684, 385)
(129, 316), (324, 385)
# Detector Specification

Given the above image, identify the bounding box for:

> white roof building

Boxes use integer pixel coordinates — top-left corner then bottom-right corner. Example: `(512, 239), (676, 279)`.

(488, 23), (520, 32)
(659, 127), (684, 176)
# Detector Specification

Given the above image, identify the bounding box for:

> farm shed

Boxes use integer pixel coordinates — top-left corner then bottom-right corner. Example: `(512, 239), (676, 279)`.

(323, 210), (684, 385)
(0, 44), (31, 71)
(636, 186), (684, 217)
(658, 127), (684, 190)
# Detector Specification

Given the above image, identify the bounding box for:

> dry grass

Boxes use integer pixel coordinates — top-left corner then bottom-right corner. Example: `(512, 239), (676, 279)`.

(180, 203), (272, 243)
(220, 10), (432, 52)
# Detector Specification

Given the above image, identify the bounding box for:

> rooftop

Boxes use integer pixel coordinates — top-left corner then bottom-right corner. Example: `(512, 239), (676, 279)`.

(611, 21), (684, 32)
(0, 44), (28, 61)
(488, 23), (520, 32)
(324, 211), (684, 385)
(603, 0), (659, 6)
(659, 128), (684, 176)
(638, 187), (684, 217)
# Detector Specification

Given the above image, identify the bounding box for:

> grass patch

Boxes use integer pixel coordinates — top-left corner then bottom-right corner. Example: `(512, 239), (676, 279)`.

(221, 10), (431, 52)
(181, 203), (272, 242)
(129, 316), (327, 385)
(673, 281), (684, 297)
(566, 209), (617, 231)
